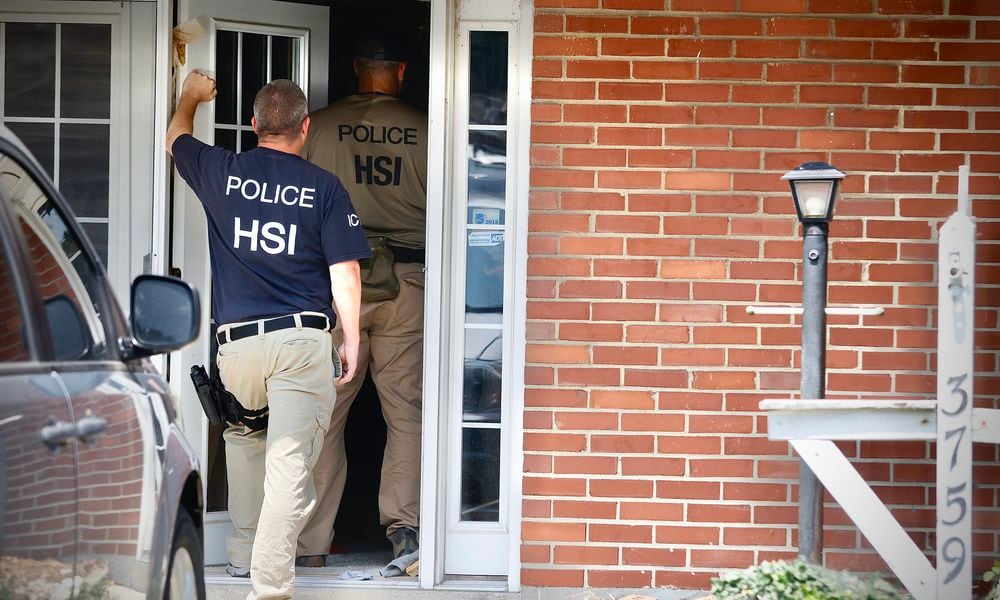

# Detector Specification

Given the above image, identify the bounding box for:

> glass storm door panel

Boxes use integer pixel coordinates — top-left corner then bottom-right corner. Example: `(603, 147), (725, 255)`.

(169, 0), (328, 568)
(445, 26), (512, 577)
(0, 21), (113, 266)
(212, 29), (302, 154)
(205, 21), (307, 527)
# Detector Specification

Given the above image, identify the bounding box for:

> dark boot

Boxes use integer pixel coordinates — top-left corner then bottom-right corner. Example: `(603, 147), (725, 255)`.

(387, 527), (418, 559)
(295, 555), (326, 568)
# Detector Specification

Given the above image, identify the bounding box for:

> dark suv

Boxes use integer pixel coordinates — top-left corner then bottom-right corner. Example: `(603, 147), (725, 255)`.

(0, 125), (205, 598)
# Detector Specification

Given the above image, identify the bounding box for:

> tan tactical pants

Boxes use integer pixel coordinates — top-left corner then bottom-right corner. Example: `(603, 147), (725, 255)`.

(218, 316), (335, 600)
(298, 262), (423, 557)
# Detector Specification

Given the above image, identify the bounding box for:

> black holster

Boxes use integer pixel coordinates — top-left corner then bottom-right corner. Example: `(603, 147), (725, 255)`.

(190, 365), (268, 431)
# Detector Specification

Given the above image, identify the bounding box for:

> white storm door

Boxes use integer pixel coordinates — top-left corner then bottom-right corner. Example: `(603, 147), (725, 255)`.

(170, 0), (328, 567)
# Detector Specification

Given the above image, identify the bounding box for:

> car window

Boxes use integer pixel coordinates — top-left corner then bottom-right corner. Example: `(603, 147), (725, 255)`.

(0, 149), (107, 360)
(0, 238), (29, 362)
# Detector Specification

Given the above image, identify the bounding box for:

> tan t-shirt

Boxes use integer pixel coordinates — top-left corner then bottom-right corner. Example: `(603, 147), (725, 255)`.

(303, 94), (427, 249)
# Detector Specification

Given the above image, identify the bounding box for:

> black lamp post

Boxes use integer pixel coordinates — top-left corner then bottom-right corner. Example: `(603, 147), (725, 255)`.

(781, 161), (845, 564)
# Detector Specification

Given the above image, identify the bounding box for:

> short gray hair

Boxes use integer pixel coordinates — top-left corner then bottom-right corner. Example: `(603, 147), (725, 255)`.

(253, 79), (308, 137)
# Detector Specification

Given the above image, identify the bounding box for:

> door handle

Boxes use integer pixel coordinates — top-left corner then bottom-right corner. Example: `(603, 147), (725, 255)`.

(75, 415), (108, 443)
(39, 420), (77, 449)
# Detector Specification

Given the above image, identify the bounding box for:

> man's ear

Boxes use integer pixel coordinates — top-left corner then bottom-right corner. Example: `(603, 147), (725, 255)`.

(353, 58), (360, 77)
(301, 116), (311, 138)
(251, 116), (259, 135)
(397, 61), (407, 83)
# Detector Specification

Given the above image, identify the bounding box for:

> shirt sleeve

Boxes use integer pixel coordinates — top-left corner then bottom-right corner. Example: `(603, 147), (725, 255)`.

(321, 182), (373, 266)
(172, 134), (231, 203)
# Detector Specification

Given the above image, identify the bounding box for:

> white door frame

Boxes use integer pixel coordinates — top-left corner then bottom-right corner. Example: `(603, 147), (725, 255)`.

(164, 0), (532, 590)
(427, 0), (532, 590)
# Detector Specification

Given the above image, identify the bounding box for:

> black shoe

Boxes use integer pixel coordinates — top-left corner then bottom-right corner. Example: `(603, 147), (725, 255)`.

(295, 555), (326, 568)
(388, 527), (418, 559)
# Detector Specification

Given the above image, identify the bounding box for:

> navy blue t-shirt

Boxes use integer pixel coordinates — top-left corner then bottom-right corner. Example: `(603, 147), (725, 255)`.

(172, 134), (371, 325)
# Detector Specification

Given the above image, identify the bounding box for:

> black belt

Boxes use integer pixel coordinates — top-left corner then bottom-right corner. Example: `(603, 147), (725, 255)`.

(217, 314), (328, 345)
(389, 244), (425, 264)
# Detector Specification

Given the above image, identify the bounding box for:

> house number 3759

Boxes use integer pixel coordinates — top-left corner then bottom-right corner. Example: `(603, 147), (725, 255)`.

(941, 372), (970, 584)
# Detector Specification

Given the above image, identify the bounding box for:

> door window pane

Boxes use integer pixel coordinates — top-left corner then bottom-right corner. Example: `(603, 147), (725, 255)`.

(460, 428), (500, 521)
(463, 332), (501, 423)
(241, 129), (258, 152)
(466, 231), (504, 313)
(0, 151), (107, 359)
(4, 23), (56, 118)
(60, 24), (112, 119)
(240, 33), (268, 125)
(271, 36), (295, 80)
(468, 131), (507, 212)
(215, 30), (239, 126)
(469, 31), (508, 126)
(59, 124), (110, 219)
(6, 122), (54, 177)
(215, 128), (237, 152)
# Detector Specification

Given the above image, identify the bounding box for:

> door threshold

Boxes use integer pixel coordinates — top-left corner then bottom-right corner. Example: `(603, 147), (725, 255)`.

(205, 551), (421, 589)
(205, 567), (510, 593)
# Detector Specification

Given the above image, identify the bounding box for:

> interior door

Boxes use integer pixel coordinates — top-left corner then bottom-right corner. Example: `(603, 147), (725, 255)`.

(170, 0), (328, 566)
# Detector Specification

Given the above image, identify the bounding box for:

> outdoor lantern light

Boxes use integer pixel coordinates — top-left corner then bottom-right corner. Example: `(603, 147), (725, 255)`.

(781, 162), (845, 223)
(783, 160), (846, 565)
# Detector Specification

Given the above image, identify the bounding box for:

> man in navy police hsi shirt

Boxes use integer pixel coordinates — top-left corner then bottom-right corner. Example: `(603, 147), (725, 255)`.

(166, 73), (369, 599)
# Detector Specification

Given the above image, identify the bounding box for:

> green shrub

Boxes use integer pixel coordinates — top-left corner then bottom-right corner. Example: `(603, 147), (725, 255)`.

(75, 576), (111, 600)
(983, 559), (1000, 600)
(710, 559), (905, 600)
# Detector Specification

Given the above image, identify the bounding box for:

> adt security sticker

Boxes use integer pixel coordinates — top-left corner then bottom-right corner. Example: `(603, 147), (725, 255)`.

(468, 231), (504, 247)
(471, 208), (501, 225)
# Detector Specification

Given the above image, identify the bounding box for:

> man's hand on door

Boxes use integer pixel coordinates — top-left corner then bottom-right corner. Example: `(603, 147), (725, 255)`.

(166, 70), (217, 154)
(182, 70), (217, 103)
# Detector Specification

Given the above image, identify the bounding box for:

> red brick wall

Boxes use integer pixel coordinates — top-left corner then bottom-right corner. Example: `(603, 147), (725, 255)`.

(524, 0), (999, 589)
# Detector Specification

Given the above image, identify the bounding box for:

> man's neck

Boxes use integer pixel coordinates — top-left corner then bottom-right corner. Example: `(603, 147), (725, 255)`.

(257, 138), (303, 155)
(357, 80), (398, 96)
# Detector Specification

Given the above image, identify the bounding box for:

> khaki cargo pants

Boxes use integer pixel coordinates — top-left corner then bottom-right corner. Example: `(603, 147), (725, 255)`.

(298, 262), (423, 557)
(217, 314), (335, 600)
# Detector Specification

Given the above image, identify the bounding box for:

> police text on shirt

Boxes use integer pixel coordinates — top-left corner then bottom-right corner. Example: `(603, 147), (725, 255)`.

(337, 123), (418, 188)
(225, 174), (357, 256)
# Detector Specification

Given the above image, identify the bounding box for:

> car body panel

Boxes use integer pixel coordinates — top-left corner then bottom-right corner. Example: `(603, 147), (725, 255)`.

(0, 369), (79, 596)
(0, 124), (203, 598)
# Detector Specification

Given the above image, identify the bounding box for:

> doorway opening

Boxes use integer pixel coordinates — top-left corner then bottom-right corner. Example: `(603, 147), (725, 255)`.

(201, 0), (432, 580)
(322, 0), (431, 563)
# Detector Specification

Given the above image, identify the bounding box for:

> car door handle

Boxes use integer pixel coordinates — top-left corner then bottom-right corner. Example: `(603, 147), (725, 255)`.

(39, 420), (77, 448)
(75, 415), (108, 443)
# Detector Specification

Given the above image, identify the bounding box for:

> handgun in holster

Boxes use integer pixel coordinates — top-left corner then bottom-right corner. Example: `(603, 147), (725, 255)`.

(189, 365), (269, 431)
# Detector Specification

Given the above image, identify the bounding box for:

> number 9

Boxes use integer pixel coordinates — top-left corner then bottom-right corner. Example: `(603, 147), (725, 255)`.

(942, 537), (966, 584)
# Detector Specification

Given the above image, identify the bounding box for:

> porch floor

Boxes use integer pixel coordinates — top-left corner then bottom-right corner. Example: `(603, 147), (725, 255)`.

(206, 551), (705, 599)
(207, 574), (704, 600)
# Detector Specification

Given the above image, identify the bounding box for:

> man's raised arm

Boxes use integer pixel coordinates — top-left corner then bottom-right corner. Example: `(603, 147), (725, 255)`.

(166, 70), (218, 155)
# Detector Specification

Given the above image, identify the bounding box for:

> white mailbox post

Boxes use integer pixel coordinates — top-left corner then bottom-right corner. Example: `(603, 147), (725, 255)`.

(759, 167), (998, 600)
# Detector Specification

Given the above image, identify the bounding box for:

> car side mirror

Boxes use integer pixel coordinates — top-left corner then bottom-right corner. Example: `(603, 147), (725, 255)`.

(126, 274), (200, 359)
(43, 294), (91, 361)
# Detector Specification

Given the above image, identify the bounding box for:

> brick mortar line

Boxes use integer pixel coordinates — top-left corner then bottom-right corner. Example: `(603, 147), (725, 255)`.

(533, 9), (995, 18)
